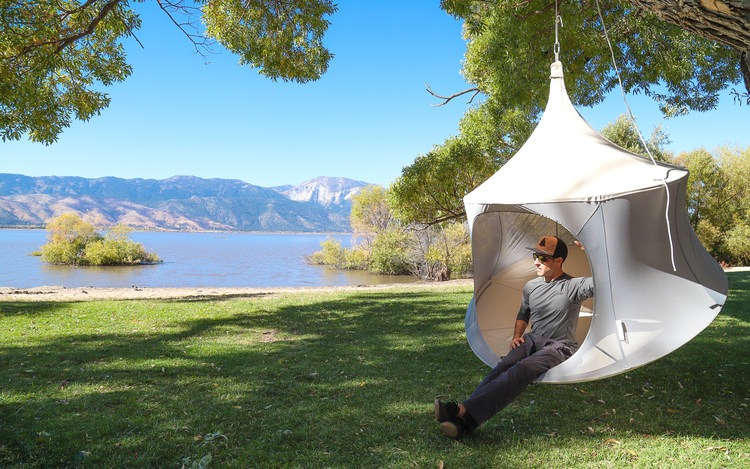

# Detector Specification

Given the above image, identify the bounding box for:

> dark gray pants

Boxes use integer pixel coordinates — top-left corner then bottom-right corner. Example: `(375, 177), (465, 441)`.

(462, 333), (572, 427)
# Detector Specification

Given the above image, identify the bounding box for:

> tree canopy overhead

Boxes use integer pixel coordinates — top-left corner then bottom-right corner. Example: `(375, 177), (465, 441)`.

(1, 0), (747, 145)
(0, 0), (336, 144)
(445, 0), (744, 115)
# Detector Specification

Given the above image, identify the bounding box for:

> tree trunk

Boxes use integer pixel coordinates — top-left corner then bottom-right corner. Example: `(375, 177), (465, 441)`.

(629, 0), (750, 92)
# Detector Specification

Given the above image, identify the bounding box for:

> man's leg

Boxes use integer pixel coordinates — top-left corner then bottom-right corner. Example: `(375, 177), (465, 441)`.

(434, 340), (536, 438)
(470, 338), (535, 396)
(462, 336), (569, 427)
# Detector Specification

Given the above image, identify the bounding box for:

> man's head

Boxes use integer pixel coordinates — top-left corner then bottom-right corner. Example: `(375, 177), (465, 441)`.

(528, 235), (567, 281)
(530, 235), (568, 261)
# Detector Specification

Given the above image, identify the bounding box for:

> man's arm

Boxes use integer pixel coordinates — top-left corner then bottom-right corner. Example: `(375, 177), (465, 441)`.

(511, 319), (529, 350)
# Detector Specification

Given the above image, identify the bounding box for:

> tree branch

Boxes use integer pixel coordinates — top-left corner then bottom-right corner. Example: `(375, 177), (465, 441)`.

(425, 83), (481, 106)
(741, 50), (750, 94)
(156, 0), (215, 58)
(56, 0), (123, 53)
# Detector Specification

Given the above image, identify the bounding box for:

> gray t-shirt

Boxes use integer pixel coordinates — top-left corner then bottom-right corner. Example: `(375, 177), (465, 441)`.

(516, 273), (595, 349)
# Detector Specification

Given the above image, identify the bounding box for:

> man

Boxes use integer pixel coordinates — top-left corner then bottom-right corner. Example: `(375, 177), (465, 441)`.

(434, 235), (594, 439)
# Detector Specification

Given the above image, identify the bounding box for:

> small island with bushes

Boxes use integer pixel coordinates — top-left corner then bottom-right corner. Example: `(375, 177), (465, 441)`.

(34, 213), (161, 266)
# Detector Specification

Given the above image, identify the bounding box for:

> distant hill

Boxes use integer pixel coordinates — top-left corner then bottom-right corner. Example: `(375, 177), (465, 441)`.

(0, 174), (373, 232)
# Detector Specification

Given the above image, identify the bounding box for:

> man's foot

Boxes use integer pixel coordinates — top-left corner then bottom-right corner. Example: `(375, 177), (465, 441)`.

(439, 418), (466, 439)
(434, 399), (459, 422)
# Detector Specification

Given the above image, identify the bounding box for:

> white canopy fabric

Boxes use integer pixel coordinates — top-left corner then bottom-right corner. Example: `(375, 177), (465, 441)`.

(463, 61), (728, 383)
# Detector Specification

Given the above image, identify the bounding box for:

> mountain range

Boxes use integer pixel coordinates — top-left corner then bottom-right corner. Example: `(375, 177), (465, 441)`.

(0, 174), (371, 232)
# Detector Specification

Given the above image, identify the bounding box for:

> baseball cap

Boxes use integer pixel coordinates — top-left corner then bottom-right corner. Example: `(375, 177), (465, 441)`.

(528, 235), (568, 260)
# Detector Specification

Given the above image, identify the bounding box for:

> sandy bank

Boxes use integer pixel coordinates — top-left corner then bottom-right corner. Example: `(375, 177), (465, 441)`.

(0, 279), (474, 302)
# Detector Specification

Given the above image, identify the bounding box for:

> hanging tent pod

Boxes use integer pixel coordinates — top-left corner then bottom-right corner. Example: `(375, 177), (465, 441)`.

(463, 61), (728, 383)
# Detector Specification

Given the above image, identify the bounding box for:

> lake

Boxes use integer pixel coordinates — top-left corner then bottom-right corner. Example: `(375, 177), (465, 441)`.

(0, 230), (416, 289)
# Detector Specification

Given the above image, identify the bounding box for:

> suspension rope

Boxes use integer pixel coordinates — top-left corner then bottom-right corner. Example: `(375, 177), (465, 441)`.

(593, 0), (676, 271)
(554, 0), (563, 62)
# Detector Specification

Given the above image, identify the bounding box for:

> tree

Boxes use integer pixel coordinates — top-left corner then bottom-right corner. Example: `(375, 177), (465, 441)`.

(392, 0), (748, 226)
(600, 114), (672, 162)
(626, 0), (750, 95)
(1, 0), (336, 143)
(369, 227), (412, 275)
(309, 186), (474, 279)
(3, 0), (749, 144)
(349, 185), (395, 246)
(445, 0), (744, 117)
(412, 222), (472, 280)
(673, 145), (750, 265)
(41, 213), (103, 265)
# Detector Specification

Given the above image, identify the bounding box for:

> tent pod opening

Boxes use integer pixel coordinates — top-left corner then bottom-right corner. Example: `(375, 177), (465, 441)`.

(466, 211), (593, 361)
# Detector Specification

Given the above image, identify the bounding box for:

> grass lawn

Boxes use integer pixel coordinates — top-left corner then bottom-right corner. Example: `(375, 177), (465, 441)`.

(1, 273), (748, 468)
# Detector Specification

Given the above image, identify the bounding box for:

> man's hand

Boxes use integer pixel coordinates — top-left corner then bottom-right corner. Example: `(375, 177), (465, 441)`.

(512, 319), (529, 351)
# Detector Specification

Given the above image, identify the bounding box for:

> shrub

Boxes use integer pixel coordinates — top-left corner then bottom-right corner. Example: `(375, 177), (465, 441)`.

(41, 239), (86, 265)
(369, 228), (411, 275)
(307, 239), (348, 266)
(83, 238), (160, 266)
(39, 214), (160, 266)
(721, 223), (750, 266)
(306, 238), (368, 270)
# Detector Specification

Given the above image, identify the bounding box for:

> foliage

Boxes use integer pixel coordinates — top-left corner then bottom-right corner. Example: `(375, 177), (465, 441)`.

(722, 224), (750, 265)
(447, 0), (741, 116)
(0, 275), (748, 467)
(40, 213), (103, 264)
(674, 146), (750, 265)
(409, 222), (473, 280)
(1, 0), (336, 143)
(306, 238), (368, 270)
(4, 0), (745, 144)
(349, 185), (394, 248)
(390, 0), (744, 227)
(390, 134), (499, 225)
(203, 0), (336, 83)
(424, 222), (473, 279)
(310, 188), (473, 279)
(0, 0), (138, 144)
(600, 114), (673, 162)
(368, 226), (412, 275)
(39, 213), (160, 265)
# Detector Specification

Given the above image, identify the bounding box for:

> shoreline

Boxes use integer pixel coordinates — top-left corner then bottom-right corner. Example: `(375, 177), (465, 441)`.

(0, 279), (474, 302)
(3, 267), (746, 303)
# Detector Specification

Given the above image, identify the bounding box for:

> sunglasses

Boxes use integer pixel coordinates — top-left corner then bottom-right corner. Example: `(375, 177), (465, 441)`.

(532, 253), (556, 262)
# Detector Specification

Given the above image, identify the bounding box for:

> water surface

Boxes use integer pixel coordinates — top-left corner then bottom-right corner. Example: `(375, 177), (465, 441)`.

(0, 230), (415, 289)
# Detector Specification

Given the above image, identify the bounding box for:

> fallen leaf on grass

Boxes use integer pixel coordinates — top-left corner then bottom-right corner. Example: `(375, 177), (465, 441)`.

(705, 446), (728, 453)
(603, 438), (621, 446)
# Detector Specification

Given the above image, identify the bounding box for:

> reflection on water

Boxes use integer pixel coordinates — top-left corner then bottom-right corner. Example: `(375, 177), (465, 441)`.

(1, 230), (417, 289)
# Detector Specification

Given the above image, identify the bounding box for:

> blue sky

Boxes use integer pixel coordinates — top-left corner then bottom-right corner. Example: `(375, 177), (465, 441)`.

(2, 1), (748, 188)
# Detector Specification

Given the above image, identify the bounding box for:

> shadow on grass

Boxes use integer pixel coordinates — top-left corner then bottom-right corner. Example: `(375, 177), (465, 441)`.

(0, 289), (473, 466)
(0, 275), (747, 467)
